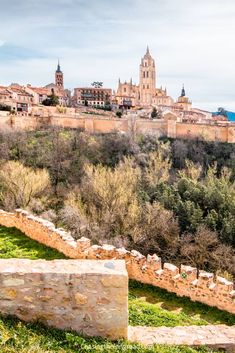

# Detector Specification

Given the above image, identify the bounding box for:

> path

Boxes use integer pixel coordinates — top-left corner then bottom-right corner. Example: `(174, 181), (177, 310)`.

(128, 325), (235, 352)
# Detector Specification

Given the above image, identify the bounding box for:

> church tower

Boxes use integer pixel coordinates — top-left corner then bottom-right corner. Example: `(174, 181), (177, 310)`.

(139, 46), (156, 105)
(55, 60), (64, 89)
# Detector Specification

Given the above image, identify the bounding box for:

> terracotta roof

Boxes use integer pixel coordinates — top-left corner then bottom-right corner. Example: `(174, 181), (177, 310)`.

(9, 86), (33, 97)
(29, 87), (49, 95)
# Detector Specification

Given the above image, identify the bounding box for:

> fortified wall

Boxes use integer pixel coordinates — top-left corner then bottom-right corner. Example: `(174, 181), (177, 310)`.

(0, 209), (234, 314)
(1, 113), (235, 143)
(0, 258), (128, 339)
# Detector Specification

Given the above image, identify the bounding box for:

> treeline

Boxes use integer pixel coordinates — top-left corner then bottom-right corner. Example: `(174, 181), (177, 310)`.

(0, 128), (234, 277)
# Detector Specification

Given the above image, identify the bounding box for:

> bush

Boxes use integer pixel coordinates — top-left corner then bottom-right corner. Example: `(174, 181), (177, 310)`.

(0, 161), (50, 210)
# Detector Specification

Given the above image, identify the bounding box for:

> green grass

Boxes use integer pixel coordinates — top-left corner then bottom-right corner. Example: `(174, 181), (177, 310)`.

(0, 226), (67, 260)
(0, 316), (223, 353)
(0, 226), (234, 328)
(129, 281), (235, 327)
(0, 226), (233, 352)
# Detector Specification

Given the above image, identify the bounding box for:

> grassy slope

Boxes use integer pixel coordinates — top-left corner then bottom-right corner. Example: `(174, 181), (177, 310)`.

(0, 226), (67, 260)
(0, 226), (233, 353)
(0, 316), (222, 353)
(129, 281), (235, 327)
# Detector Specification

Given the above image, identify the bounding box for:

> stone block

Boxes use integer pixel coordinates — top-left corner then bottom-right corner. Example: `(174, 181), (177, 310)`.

(0, 259), (128, 340)
(146, 254), (162, 271)
(163, 263), (179, 276)
(216, 277), (234, 292)
(180, 265), (197, 281)
(198, 271), (214, 288)
(76, 237), (91, 251)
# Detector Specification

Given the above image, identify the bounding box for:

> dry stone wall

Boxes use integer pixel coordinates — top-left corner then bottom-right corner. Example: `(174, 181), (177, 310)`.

(0, 209), (234, 314)
(0, 258), (128, 339)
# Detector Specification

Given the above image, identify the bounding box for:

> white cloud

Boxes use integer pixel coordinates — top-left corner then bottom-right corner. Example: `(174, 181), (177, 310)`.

(0, 0), (234, 111)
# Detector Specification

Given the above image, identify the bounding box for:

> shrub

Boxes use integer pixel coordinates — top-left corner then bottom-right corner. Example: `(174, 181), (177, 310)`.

(0, 161), (50, 210)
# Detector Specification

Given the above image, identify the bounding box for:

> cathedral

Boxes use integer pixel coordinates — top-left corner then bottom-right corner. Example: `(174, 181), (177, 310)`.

(115, 47), (190, 111)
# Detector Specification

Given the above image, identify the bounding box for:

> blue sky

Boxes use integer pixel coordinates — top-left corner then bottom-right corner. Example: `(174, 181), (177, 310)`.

(0, 0), (235, 111)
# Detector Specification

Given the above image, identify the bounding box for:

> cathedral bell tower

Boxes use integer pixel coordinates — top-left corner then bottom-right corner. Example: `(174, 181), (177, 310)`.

(139, 46), (156, 106)
(55, 60), (64, 89)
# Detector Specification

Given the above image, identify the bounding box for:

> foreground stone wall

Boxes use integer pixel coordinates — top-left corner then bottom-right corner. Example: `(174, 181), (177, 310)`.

(0, 258), (128, 339)
(0, 209), (234, 314)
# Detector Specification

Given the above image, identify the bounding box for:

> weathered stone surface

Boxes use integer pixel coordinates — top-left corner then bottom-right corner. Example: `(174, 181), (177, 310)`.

(129, 325), (235, 351)
(3, 278), (25, 286)
(74, 292), (88, 305)
(0, 259), (128, 340)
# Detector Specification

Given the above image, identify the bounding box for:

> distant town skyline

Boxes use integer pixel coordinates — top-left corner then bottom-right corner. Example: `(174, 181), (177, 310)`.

(0, 0), (234, 111)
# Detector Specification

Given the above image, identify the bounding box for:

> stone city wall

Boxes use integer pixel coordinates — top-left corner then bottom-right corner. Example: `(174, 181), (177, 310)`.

(1, 113), (235, 143)
(0, 258), (128, 339)
(0, 209), (234, 314)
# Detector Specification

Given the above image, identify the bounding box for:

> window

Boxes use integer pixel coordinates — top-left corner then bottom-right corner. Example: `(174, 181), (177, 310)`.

(143, 72), (145, 78)
(147, 85), (149, 89)
(147, 71), (149, 78)
(143, 85), (145, 89)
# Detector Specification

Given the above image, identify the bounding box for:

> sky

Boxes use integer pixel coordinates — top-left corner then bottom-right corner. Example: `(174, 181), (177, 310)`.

(0, 0), (235, 111)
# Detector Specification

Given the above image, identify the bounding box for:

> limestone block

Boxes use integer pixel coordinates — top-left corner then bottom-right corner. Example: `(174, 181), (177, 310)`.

(180, 265), (197, 281)
(198, 271), (214, 288)
(0, 259), (128, 340)
(76, 237), (91, 251)
(163, 263), (179, 277)
(146, 254), (162, 271)
(216, 277), (234, 292)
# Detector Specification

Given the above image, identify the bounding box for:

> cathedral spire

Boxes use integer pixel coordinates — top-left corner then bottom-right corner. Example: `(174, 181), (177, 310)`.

(181, 84), (186, 97)
(56, 59), (61, 73)
(146, 45), (150, 55)
(55, 59), (64, 88)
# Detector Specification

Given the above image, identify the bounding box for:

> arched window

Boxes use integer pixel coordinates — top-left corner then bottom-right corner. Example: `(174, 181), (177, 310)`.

(143, 72), (145, 78)
(147, 71), (149, 78)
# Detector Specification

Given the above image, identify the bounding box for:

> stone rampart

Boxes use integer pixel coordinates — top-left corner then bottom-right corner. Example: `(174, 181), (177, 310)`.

(1, 113), (235, 143)
(0, 258), (128, 339)
(0, 209), (234, 314)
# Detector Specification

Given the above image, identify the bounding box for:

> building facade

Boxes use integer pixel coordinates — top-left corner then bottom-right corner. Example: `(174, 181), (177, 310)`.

(174, 86), (192, 112)
(115, 47), (184, 110)
(139, 46), (156, 105)
(0, 84), (34, 113)
(55, 61), (64, 89)
(74, 87), (112, 107)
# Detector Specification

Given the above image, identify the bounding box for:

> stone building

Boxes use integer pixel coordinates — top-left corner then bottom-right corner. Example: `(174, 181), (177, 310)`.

(43, 62), (70, 106)
(115, 79), (139, 108)
(74, 87), (112, 107)
(55, 61), (64, 89)
(115, 47), (174, 109)
(174, 85), (192, 111)
(139, 46), (156, 105)
(0, 84), (34, 113)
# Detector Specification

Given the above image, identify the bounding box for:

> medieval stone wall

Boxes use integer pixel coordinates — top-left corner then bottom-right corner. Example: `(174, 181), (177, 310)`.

(0, 258), (128, 339)
(0, 209), (234, 314)
(1, 113), (235, 143)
